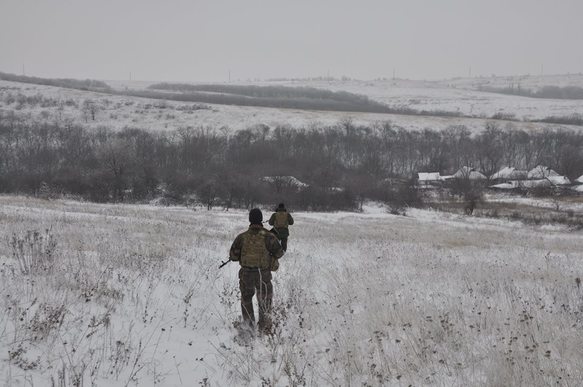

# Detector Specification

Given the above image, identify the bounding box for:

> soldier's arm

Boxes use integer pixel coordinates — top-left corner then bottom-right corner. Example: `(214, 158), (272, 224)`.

(229, 234), (244, 261)
(287, 213), (294, 225)
(268, 213), (275, 226)
(266, 234), (284, 259)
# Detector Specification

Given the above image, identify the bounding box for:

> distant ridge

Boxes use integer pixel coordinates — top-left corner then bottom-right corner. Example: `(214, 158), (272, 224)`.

(0, 71), (111, 92)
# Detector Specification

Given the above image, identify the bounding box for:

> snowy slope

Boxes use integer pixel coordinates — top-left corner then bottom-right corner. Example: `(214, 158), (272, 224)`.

(1, 196), (582, 386)
(1, 79), (581, 134)
(228, 77), (583, 121)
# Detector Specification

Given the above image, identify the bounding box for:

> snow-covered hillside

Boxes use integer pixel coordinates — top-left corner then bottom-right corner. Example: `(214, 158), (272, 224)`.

(447, 73), (583, 91)
(1, 196), (582, 386)
(2, 77), (582, 134)
(226, 76), (583, 121)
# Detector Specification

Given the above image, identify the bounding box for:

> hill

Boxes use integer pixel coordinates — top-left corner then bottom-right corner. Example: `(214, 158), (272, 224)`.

(1, 77), (582, 134)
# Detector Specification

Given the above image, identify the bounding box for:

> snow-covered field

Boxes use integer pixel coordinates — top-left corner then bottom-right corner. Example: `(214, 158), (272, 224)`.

(448, 73), (583, 92)
(229, 77), (583, 121)
(1, 196), (582, 386)
(2, 77), (582, 134)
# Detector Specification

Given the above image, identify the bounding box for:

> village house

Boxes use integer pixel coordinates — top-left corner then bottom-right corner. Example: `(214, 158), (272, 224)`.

(453, 166), (487, 180)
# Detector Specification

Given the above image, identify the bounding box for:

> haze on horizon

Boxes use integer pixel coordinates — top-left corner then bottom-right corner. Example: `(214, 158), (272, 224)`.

(1, 0), (582, 83)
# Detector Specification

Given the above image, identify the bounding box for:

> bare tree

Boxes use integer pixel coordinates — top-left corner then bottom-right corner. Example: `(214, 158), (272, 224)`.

(82, 99), (100, 122)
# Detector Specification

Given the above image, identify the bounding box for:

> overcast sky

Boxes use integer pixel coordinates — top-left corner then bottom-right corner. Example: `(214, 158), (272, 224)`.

(1, 0), (582, 82)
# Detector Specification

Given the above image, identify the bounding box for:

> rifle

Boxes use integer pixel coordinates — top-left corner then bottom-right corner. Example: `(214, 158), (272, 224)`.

(219, 259), (231, 269)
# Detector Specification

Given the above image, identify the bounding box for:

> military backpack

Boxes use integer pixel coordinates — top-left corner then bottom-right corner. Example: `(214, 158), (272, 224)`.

(240, 230), (279, 271)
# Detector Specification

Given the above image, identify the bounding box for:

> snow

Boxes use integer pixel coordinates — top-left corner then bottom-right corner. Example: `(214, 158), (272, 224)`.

(527, 165), (559, 179)
(1, 79), (582, 135)
(3, 70), (583, 385)
(546, 175), (571, 185)
(260, 176), (309, 189)
(490, 166), (514, 180)
(417, 172), (440, 181)
(453, 166), (487, 180)
(489, 182), (515, 190)
(576, 175), (583, 184)
(1, 196), (583, 386)
(486, 193), (583, 212)
(212, 75), (583, 121)
(512, 179), (551, 188)
(490, 166), (528, 180)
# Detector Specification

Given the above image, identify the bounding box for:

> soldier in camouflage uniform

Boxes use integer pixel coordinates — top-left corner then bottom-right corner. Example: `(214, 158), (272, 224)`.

(268, 203), (294, 252)
(230, 208), (284, 335)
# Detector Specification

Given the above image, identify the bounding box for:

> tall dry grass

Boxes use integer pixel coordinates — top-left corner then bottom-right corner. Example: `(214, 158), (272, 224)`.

(1, 196), (582, 386)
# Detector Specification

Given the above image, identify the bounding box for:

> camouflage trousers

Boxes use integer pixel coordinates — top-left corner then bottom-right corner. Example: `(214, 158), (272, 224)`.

(239, 268), (273, 332)
(279, 238), (288, 252)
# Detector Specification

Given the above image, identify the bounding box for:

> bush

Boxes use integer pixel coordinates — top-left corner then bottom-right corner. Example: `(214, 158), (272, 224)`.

(10, 229), (58, 275)
(538, 114), (583, 126)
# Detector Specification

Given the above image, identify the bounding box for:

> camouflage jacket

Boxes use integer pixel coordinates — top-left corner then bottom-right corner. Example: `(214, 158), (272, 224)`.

(268, 211), (294, 238)
(230, 225), (284, 269)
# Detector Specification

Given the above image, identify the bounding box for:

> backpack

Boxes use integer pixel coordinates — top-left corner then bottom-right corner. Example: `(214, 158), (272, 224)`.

(241, 229), (279, 271)
(240, 230), (270, 269)
(274, 211), (289, 228)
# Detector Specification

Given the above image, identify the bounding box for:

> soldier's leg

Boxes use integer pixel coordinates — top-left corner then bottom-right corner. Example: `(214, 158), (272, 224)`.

(257, 269), (273, 333)
(239, 269), (256, 325)
(280, 238), (287, 252)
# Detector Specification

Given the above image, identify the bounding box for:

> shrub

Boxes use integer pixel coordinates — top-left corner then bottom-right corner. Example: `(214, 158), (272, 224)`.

(10, 229), (58, 275)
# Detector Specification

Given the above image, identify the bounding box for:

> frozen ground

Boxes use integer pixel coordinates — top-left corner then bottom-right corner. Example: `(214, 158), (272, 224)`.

(1, 78), (582, 134)
(1, 196), (582, 386)
(230, 77), (583, 121)
(447, 73), (583, 92)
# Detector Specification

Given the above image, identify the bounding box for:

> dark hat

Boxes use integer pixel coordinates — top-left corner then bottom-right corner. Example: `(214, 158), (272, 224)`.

(277, 202), (285, 209)
(249, 208), (263, 225)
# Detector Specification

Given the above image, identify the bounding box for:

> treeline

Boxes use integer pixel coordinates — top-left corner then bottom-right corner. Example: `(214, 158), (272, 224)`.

(1, 118), (582, 209)
(538, 114), (583, 126)
(134, 83), (464, 118)
(479, 85), (583, 100)
(134, 83), (391, 114)
(0, 71), (111, 92)
(149, 83), (373, 104)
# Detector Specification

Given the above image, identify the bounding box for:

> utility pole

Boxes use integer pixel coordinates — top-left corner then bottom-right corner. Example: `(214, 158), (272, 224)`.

(540, 64), (544, 76)
(468, 65), (472, 78)
(392, 68), (396, 80)
(228, 70), (231, 82)
(22, 64), (25, 76)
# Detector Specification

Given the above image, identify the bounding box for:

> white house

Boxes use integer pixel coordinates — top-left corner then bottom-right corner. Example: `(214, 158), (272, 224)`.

(417, 172), (441, 182)
(490, 166), (528, 181)
(527, 165), (559, 179)
(261, 176), (309, 192)
(416, 172), (442, 188)
(453, 166), (487, 180)
(546, 175), (571, 186)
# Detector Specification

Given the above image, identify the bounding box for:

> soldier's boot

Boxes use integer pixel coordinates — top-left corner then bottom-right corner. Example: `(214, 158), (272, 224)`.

(233, 319), (255, 346)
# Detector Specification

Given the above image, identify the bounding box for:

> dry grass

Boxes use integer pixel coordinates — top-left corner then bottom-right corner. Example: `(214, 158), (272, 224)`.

(1, 196), (582, 386)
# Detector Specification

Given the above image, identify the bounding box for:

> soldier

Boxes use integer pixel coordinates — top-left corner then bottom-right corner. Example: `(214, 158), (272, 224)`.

(268, 203), (294, 252)
(229, 208), (284, 336)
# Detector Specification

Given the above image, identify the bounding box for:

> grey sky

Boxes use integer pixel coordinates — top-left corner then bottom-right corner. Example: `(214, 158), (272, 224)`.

(1, 0), (582, 82)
